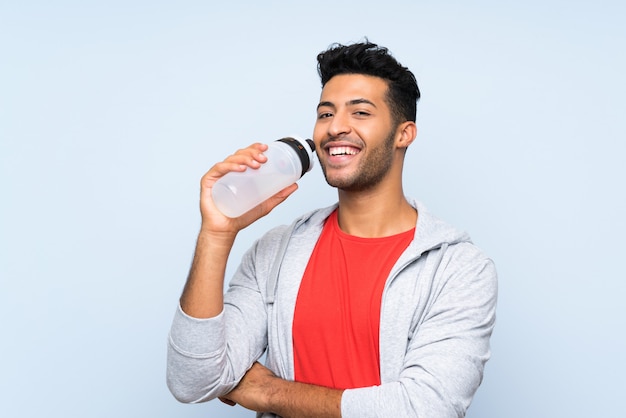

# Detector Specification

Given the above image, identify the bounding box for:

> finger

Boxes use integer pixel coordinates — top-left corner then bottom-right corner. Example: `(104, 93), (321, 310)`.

(218, 397), (236, 406)
(224, 183), (299, 230)
(203, 143), (270, 182)
(227, 143), (269, 167)
(265, 183), (299, 208)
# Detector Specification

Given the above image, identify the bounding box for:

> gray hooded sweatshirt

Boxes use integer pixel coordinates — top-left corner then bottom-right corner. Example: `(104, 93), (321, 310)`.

(167, 200), (497, 417)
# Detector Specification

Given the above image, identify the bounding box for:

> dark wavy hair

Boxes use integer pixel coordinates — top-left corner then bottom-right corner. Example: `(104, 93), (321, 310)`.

(317, 41), (420, 125)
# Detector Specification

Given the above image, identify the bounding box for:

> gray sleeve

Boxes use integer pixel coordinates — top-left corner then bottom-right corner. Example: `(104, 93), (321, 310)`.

(166, 239), (271, 403)
(341, 248), (498, 417)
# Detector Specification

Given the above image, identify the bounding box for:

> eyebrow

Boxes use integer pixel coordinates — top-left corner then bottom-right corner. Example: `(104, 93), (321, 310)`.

(317, 98), (377, 110)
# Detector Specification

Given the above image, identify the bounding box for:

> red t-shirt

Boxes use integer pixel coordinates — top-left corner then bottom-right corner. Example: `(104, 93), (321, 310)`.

(292, 210), (415, 389)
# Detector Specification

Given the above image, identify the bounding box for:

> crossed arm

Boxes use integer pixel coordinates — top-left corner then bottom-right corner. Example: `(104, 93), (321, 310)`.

(220, 362), (343, 417)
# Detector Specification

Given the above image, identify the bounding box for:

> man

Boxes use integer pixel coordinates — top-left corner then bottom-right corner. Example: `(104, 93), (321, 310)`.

(167, 41), (497, 417)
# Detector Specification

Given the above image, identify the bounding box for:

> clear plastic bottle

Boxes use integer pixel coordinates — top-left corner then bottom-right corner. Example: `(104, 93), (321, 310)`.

(211, 136), (316, 218)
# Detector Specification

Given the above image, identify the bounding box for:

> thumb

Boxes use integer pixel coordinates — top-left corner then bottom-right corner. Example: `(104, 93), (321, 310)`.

(219, 397), (236, 406)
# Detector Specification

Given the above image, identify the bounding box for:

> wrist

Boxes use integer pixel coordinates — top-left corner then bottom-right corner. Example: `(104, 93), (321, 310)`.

(197, 227), (237, 249)
(264, 375), (286, 414)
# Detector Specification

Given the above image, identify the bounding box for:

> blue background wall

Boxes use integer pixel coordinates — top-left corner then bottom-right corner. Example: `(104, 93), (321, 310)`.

(2, 1), (624, 416)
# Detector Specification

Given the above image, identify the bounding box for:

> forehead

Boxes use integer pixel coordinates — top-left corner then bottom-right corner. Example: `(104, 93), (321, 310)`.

(319, 74), (389, 105)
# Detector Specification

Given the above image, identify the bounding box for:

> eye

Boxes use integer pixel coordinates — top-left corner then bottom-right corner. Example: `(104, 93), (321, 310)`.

(317, 112), (333, 119)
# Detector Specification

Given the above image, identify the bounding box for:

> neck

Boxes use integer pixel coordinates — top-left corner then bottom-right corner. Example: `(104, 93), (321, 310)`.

(336, 185), (417, 238)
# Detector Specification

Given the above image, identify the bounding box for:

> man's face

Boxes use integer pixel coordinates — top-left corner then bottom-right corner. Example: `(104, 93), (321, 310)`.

(313, 74), (398, 192)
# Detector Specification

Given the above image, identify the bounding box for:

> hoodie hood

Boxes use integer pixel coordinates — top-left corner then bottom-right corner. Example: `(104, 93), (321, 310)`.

(289, 198), (471, 255)
(408, 198), (472, 256)
(265, 198), (471, 306)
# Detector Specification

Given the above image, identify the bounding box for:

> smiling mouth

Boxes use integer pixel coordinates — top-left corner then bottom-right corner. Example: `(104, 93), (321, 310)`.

(329, 146), (360, 156)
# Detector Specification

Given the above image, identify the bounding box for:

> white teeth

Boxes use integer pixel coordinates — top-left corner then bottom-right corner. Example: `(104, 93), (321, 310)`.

(329, 146), (358, 156)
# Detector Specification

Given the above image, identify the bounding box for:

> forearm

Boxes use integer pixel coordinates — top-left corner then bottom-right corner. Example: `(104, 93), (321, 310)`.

(225, 362), (343, 417)
(179, 228), (237, 318)
(268, 378), (343, 418)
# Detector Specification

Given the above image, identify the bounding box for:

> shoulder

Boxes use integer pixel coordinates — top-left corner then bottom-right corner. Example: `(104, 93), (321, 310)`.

(259, 204), (337, 244)
(440, 241), (498, 297)
(249, 204), (337, 258)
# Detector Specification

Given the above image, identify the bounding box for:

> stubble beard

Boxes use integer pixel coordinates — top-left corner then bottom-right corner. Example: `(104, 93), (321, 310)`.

(320, 129), (397, 192)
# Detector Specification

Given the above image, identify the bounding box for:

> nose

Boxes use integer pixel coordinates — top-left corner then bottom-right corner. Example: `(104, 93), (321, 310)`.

(327, 111), (351, 138)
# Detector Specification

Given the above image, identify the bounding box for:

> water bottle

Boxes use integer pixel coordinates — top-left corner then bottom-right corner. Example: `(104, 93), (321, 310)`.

(212, 136), (316, 217)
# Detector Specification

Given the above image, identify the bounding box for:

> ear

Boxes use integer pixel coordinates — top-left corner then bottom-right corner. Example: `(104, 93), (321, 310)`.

(395, 121), (417, 149)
